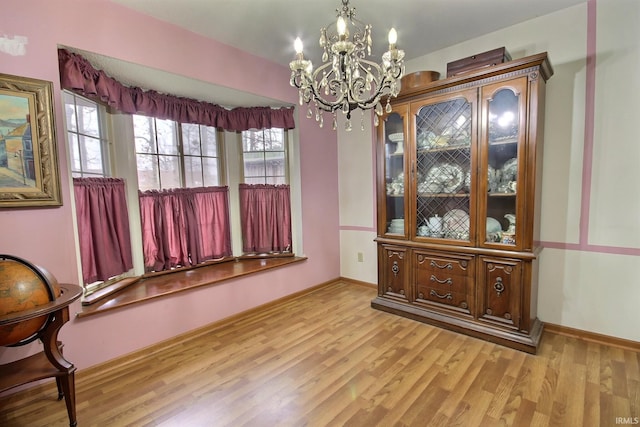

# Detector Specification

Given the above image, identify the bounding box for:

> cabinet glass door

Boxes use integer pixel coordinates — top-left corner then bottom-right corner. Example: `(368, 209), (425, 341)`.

(481, 79), (527, 248)
(380, 105), (408, 236)
(413, 90), (476, 243)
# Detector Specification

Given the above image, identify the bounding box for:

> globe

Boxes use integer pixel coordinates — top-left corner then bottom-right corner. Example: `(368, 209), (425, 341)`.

(0, 255), (61, 347)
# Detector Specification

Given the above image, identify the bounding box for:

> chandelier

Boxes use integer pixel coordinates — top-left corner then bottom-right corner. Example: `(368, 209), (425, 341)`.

(289, 0), (405, 131)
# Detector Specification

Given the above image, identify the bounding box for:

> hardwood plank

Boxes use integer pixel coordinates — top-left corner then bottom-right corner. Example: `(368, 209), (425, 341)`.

(0, 281), (638, 427)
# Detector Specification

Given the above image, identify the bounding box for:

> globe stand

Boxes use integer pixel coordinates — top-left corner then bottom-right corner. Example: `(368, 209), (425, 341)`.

(0, 283), (82, 427)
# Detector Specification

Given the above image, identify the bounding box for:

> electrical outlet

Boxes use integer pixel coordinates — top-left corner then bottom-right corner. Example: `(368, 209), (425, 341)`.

(357, 252), (364, 262)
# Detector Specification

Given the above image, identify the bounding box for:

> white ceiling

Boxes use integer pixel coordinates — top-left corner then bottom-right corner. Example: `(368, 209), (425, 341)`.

(99, 0), (586, 108)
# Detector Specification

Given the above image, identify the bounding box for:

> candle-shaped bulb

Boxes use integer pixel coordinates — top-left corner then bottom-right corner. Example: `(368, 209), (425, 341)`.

(337, 16), (347, 36)
(294, 37), (304, 54)
(388, 28), (398, 47)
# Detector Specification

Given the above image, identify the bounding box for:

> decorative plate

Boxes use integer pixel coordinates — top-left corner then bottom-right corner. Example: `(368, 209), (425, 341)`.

(431, 163), (465, 193)
(501, 158), (518, 182)
(443, 209), (470, 234)
(464, 169), (472, 191)
(388, 132), (404, 143)
(440, 163), (465, 193)
(486, 217), (502, 234)
(417, 132), (433, 149)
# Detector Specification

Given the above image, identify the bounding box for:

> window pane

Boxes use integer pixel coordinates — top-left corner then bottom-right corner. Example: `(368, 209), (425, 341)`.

(156, 119), (178, 155)
(159, 155), (181, 189)
(266, 176), (286, 185)
(242, 130), (265, 151)
(184, 156), (203, 188)
(245, 176), (265, 184)
(182, 123), (202, 156)
(243, 152), (266, 177)
(80, 135), (104, 175)
(202, 157), (219, 186)
(67, 133), (81, 171)
(64, 92), (78, 132)
(241, 128), (287, 184)
(201, 126), (217, 156)
(265, 152), (285, 177)
(64, 92), (110, 178)
(136, 154), (159, 191)
(264, 128), (284, 151)
(134, 115), (156, 154)
(77, 97), (100, 137)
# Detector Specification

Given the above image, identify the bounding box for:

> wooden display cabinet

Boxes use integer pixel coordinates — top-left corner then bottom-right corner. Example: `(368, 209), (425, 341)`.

(372, 52), (552, 353)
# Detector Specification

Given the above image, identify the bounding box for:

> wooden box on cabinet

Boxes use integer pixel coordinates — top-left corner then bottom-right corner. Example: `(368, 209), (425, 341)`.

(446, 47), (512, 77)
(372, 52), (552, 353)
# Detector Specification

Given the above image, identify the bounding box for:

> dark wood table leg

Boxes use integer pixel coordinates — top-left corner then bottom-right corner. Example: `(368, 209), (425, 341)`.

(41, 308), (77, 427)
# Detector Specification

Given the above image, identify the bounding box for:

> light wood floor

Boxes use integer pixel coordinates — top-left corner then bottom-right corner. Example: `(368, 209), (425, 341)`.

(1, 281), (638, 427)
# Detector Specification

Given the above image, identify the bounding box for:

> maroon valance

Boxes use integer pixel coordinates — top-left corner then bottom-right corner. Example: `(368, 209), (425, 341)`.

(58, 48), (295, 131)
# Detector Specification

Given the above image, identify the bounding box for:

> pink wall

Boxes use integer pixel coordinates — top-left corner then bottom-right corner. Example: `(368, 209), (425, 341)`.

(0, 0), (339, 371)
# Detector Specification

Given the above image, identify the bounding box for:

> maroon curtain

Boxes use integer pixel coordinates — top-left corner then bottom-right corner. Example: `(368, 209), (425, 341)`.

(73, 178), (133, 283)
(139, 187), (231, 272)
(58, 48), (295, 132)
(239, 184), (292, 253)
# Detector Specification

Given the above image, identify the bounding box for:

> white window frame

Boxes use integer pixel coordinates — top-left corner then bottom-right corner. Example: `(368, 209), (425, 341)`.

(240, 128), (289, 185)
(132, 115), (225, 191)
(63, 91), (111, 178)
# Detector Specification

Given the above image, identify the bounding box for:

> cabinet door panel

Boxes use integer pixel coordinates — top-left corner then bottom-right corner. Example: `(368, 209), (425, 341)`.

(379, 245), (409, 301)
(478, 257), (522, 329)
(378, 104), (410, 238)
(479, 78), (528, 250)
(411, 89), (477, 245)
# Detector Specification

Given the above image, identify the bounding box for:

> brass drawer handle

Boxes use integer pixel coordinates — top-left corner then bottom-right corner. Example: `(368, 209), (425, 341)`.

(430, 290), (453, 300)
(430, 274), (452, 285)
(430, 260), (453, 270)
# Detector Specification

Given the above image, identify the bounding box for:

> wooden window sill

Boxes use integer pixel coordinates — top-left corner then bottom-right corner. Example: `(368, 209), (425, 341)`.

(77, 256), (307, 318)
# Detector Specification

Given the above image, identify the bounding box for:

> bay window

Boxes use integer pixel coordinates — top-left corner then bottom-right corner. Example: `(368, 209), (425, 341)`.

(60, 47), (300, 300)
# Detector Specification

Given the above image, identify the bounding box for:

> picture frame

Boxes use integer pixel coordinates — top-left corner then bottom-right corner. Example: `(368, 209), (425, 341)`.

(0, 73), (62, 207)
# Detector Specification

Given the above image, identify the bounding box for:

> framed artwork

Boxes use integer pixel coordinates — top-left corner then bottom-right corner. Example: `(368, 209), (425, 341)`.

(0, 73), (61, 207)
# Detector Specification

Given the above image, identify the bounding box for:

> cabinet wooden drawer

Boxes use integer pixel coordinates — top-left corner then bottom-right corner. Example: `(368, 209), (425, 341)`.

(415, 287), (470, 311)
(416, 268), (468, 295)
(417, 254), (473, 277)
(413, 251), (475, 315)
